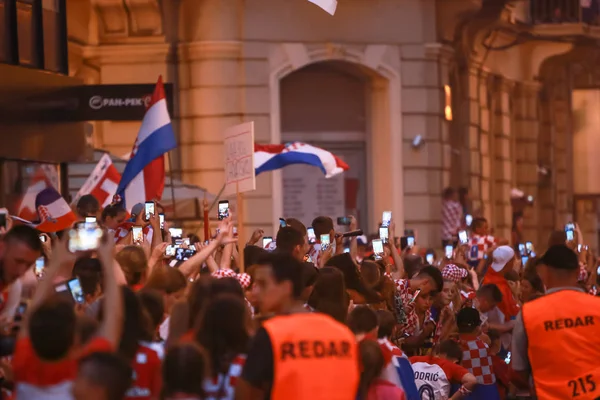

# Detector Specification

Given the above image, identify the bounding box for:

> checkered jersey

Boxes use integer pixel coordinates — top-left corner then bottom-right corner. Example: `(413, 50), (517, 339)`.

(459, 336), (496, 385)
(467, 235), (497, 262)
(394, 280), (417, 334)
(203, 354), (246, 400)
(442, 200), (463, 240)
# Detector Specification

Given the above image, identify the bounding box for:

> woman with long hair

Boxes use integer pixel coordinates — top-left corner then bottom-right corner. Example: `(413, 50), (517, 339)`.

(357, 340), (405, 400)
(195, 294), (250, 400)
(326, 253), (382, 305)
(307, 267), (348, 323)
(99, 286), (161, 400)
(162, 343), (207, 400)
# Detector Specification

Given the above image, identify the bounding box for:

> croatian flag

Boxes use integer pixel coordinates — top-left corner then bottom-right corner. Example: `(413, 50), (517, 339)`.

(73, 154), (122, 208)
(12, 187), (76, 232)
(116, 76), (177, 211)
(254, 142), (349, 178)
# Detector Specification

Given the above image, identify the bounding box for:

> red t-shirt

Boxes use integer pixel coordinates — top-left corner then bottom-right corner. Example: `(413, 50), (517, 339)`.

(13, 336), (112, 398)
(125, 344), (162, 400)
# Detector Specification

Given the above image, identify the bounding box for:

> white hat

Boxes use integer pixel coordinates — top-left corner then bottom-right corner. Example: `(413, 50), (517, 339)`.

(491, 246), (515, 272)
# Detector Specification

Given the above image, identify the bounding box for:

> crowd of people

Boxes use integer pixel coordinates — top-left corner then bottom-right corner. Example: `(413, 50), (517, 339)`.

(0, 191), (596, 400)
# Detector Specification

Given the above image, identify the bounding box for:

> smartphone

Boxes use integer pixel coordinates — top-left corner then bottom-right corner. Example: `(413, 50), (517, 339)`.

(337, 216), (351, 226)
(68, 222), (103, 253)
(34, 257), (45, 278)
(307, 227), (316, 245)
(85, 216), (96, 224)
(320, 234), (331, 250)
(16, 302), (27, 316)
(426, 253), (434, 265)
(279, 218), (287, 228)
(144, 201), (155, 220)
(132, 226), (143, 245)
(165, 245), (176, 257)
(382, 211), (392, 227)
(344, 247), (350, 253)
(0, 209), (6, 229)
(465, 214), (473, 226)
(169, 228), (183, 238)
(406, 236), (415, 248)
(458, 230), (468, 245)
(159, 213), (165, 230)
(597, 265), (600, 275)
(379, 227), (389, 243)
(566, 230), (574, 242)
(372, 239), (384, 260)
(233, 227), (238, 237)
(218, 201), (229, 220)
(504, 351), (511, 365)
(525, 241), (533, 253)
(67, 277), (85, 304)
(521, 256), (529, 266)
(518, 243), (526, 256)
(445, 245), (453, 259)
(263, 237), (273, 249)
(176, 248), (196, 261)
(39, 234), (46, 243)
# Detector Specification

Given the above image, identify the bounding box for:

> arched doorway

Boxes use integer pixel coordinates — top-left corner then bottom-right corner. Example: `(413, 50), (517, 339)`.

(279, 61), (369, 228)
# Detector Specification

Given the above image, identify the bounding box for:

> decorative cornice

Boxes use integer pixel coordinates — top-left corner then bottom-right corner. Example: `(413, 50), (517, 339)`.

(178, 41), (243, 62)
(424, 42), (455, 61)
(70, 41), (171, 65)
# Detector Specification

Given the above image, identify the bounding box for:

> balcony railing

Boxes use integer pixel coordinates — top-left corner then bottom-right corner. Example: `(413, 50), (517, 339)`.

(0, 0), (68, 74)
(531, 0), (600, 25)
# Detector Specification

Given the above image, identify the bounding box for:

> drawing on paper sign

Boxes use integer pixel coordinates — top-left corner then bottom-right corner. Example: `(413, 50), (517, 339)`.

(223, 122), (256, 196)
(308, 0), (337, 15)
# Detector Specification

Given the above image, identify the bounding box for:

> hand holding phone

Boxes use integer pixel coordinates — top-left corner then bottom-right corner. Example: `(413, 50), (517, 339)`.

(132, 226), (143, 245)
(307, 228), (316, 245)
(382, 211), (392, 227)
(337, 216), (351, 226)
(320, 234), (331, 251)
(144, 201), (155, 221)
(218, 201), (230, 220)
(372, 239), (384, 260)
(379, 227), (389, 243)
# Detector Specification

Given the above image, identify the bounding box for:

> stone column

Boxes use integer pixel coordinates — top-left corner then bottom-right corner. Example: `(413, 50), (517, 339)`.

(489, 77), (514, 240)
(177, 0), (272, 235)
(399, 43), (453, 247)
(513, 82), (541, 245)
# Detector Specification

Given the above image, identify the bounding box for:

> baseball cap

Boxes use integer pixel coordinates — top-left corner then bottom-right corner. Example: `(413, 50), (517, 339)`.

(539, 245), (578, 270)
(129, 203), (144, 221)
(442, 264), (468, 282)
(490, 246), (515, 272)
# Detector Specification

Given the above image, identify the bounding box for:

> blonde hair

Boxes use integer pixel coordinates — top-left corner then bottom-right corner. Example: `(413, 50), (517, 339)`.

(115, 246), (148, 286)
(145, 266), (187, 295)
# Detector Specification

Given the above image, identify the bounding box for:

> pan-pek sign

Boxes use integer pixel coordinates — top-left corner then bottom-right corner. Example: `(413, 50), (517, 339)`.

(78, 83), (174, 121)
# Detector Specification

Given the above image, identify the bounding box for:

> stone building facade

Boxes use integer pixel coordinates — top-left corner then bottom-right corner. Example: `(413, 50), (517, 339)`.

(66, 0), (599, 249)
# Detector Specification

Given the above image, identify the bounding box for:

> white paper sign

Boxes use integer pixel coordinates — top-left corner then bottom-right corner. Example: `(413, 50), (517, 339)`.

(308, 0), (337, 15)
(223, 122), (256, 196)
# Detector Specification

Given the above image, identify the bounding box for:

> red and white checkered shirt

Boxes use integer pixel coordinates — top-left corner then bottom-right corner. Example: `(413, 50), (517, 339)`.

(442, 200), (463, 240)
(459, 334), (496, 385)
(394, 279), (434, 336)
(203, 354), (246, 400)
(467, 234), (497, 262)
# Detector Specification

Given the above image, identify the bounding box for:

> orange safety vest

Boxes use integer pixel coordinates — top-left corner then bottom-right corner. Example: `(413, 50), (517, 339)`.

(263, 313), (360, 400)
(522, 289), (600, 400)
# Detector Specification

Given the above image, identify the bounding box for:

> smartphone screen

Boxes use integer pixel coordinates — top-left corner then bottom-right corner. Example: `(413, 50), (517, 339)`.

(307, 227), (316, 244)
(132, 226), (143, 245)
(67, 278), (85, 304)
(218, 201), (229, 220)
(407, 236), (415, 247)
(320, 234), (331, 250)
(379, 227), (389, 243)
(372, 239), (384, 260)
(382, 211), (392, 227)
(337, 217), (350, 226)
(34, 257), (45, 278)
(426, 254), (434, 265)
(68, 223), (103, 253)
(465, 214), (473, 226)
(39, 234), (46, 243)
(279, 218), (287, 228)
(169, 228), (183, 238)
(458, 230), (468, 245)
(504, 351), (511, 365)
(518, 243), (526, 256)
(526, 241), (533, 252)
(521, 256), (529, 266)
(233, 227), (238, 237)
(159, 213), (165, 230)
(566, 230), (574, 241)
(263, 237), (273, 249)
(445, 245), (453, 259)
(165, 245), (176, 257)
(144, 202), (155, 220)
(85, 216), (96, 224)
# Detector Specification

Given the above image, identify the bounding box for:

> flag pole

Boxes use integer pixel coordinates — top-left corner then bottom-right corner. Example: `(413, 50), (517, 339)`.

(167, 152), (177, 218)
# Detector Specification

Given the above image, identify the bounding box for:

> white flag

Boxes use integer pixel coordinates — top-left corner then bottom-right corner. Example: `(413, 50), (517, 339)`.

(308, 0), (337, 15)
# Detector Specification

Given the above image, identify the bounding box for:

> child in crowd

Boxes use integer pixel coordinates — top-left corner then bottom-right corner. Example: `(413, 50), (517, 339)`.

(456, 308), (501, 399)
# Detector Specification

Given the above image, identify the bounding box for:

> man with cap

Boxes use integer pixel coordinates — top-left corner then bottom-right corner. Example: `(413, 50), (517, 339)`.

(482, 246), (520, 321)
(511, 245), (600, 399)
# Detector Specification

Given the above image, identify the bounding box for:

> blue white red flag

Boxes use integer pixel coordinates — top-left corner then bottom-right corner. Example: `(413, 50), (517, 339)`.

(254, 142), (349, 178)
(116, 76), (177, 211)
